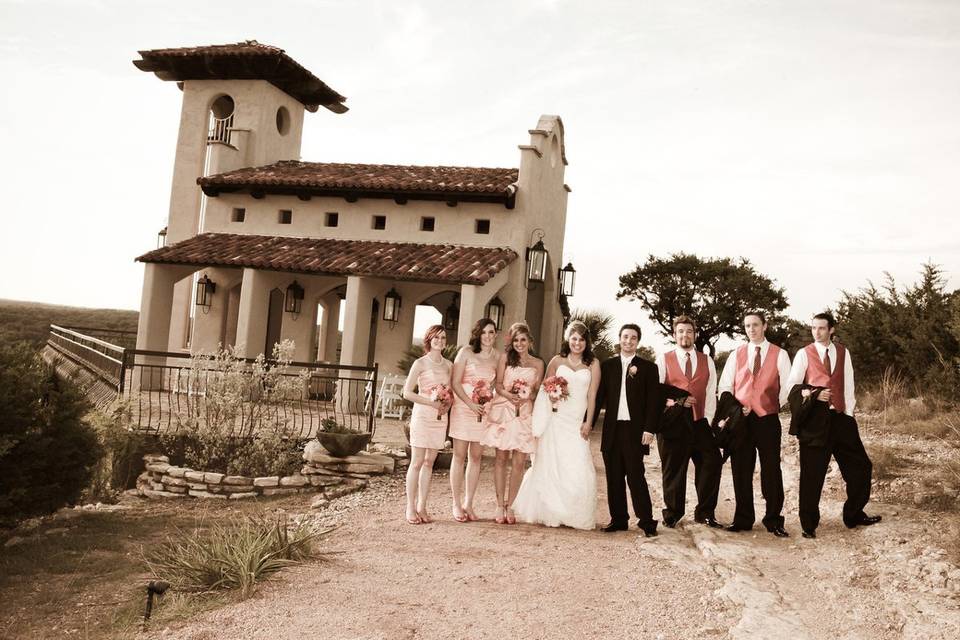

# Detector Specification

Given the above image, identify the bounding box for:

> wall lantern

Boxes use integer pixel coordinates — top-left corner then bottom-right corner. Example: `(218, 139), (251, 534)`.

(559, 262), (576, 297)
(285, 281), (305, 315)
(157, 226), (167, 249)
(383, 287), (402, 323)
(485, 296), (505, 330)
(443, 294), (460, 331)
(195, 274), (216, 309)
(525, 229), (548, 285)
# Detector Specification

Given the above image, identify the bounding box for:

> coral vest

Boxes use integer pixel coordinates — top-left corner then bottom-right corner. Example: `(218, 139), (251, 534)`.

(803, 343), (846, 414)
(664, 350), (710, 422)
(733, 343), (782, 417)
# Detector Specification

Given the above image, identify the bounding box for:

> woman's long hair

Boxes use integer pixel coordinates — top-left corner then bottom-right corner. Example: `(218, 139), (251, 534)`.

(560, 320), (594, 366)
(468, 318), (497, 353)
(505, 322), (533, 367)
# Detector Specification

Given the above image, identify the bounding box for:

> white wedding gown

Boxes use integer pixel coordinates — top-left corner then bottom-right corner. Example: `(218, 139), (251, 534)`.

(513, 364), (597, 530)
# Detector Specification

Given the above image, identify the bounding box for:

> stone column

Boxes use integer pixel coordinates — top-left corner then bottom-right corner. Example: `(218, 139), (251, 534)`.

(338, 276), (376, 415)
(234, 268), (273, 359)
(319, 294), (341, 364)
(190, 267), (241, 356)
(135, 263), (195, 390)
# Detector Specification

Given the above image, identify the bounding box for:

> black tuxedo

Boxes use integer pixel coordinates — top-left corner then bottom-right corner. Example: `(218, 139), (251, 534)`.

(594, 355), (663, 529)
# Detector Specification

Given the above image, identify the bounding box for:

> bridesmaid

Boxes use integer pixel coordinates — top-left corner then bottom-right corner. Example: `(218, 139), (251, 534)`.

(482, 322), (544, 524)
(449, 318), (499, 522)
(402, 325), (453, 524)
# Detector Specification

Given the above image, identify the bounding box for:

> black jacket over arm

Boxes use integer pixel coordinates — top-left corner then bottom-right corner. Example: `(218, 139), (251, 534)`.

(594, 356), (662, 452)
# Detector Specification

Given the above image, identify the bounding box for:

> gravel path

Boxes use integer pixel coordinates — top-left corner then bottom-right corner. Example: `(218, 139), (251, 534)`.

(152, 423), (960, 640)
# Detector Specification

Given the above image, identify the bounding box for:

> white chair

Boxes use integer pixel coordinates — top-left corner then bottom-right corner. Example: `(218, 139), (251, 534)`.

(375, 374), (408, 420)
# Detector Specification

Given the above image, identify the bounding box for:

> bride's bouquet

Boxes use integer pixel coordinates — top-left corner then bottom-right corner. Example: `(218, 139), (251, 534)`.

(542, 375), (570, 412)
(470, 379), (494, 422)
(429, 384), (453, 420)
(510, 379), (531, 417)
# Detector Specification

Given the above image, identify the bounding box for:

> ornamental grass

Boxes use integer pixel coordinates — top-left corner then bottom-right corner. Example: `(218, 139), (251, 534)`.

(144, 514), (333, 598)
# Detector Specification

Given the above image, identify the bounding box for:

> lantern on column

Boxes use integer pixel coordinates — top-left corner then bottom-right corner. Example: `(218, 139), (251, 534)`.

(559, 262), (576, 297)
(525, 230), (547, 285)
(383, 287), (402, 323)
(285, 281), (305, 315)
(195, 274), (216, 309)
(485, 296), (505, 330)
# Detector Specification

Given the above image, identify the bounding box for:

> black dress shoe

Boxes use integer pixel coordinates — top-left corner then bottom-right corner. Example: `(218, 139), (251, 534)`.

(846, 514), (882, 529)
(662, 518), (679, 529)
(638, 524), (658, 537)
(725, 524), (749, 533)
(770, 527), (789, 538)
(802, 529), (816, 539)
(695, 517), (724, 529)
(602, 522), (628, 532)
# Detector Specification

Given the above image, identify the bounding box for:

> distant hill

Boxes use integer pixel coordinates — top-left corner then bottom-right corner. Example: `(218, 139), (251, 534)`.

(0, 299), (139, 350)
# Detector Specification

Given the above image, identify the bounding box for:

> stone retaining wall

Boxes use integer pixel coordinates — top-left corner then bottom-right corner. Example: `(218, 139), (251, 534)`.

(136, 445), (396, 502)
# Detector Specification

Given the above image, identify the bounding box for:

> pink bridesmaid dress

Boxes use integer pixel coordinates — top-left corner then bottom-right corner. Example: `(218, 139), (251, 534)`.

(449, 357), (498, 442)
(481, 366), (538, 454)
(409, 366), (451, 450)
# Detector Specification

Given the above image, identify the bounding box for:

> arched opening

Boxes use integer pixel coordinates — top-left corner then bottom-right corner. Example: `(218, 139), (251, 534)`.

(208, 94), (235, 145)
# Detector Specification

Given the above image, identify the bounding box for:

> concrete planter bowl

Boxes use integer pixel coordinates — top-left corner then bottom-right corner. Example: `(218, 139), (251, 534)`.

(316, 431), (371, 458)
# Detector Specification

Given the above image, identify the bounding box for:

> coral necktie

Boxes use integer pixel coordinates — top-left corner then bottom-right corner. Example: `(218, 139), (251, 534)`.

(684, 352), (693, 380)
(753, 346), (762, 377)
(823, 349), (832, 375)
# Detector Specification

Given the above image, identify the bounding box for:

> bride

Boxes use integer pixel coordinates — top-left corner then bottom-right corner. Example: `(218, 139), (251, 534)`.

(513, 321), (600, 530)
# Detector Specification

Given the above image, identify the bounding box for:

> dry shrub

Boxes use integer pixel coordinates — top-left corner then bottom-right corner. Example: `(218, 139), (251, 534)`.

(868, 444), (904, 481)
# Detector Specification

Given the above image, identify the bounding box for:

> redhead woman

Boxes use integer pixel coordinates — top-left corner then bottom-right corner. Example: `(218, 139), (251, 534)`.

(481, 322), (544, 524)
(403, 325), (453, 524)
(448, 318), (499, 522)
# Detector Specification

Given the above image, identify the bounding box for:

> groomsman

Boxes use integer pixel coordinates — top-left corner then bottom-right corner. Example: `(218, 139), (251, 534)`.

(786, 312), (880, 538)
(655, 316), (722, 528)
(718, 311), (791, 537)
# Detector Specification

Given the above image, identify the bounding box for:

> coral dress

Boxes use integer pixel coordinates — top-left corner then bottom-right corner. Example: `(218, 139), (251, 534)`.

(409, 366), (451, 450)
(481, 366), (538, 454)
(449, 357), (498, 442)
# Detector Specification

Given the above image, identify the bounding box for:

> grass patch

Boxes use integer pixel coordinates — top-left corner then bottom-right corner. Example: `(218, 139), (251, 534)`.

(867, 444), (907, 481)
(145, 514), (332, 598)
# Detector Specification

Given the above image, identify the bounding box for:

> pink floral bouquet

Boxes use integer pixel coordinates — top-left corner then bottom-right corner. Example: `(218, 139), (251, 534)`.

(510, 379), (531, 417)
(542, 375), (570, 412)
(470, 379), (494, 422)
(430, 384), (453, 420)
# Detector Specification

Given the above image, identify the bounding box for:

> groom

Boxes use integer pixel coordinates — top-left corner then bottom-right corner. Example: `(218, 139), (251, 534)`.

(593, 324), (663, 536)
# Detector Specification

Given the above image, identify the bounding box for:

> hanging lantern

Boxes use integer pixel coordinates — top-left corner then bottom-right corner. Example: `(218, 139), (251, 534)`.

(383, 287), (402, 322)
(559, 262), (576, 297)
(485, 296), (505, 330)
(443, 294), (460, 331)
(526, 238), (547, 284)
(285, 281), (305, 315)
(195, 274), (216, 308)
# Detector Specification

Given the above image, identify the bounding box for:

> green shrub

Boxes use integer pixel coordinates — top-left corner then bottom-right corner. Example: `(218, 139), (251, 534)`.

(0, 344), (102, 524)
(144, 514), (330, 598)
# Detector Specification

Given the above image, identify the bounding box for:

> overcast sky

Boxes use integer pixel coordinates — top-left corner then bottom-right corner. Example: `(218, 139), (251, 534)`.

(1, 0), (957, 351)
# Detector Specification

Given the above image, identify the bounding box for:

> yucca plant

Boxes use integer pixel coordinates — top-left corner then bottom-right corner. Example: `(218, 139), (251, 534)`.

(144, 514), (333, 599)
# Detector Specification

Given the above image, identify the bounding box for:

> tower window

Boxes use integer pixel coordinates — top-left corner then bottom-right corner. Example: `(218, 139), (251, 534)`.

(278, 209), (292, 224)
(325, 212), (339, 227)
(372, 215), (386, 230)
(475, 219), (490, 234)
(420, 217), (435, 232)
(231, 208), (246, 223)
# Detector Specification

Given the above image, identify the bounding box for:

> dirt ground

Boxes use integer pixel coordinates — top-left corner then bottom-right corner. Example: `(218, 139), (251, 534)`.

(144, 421), (960, 640)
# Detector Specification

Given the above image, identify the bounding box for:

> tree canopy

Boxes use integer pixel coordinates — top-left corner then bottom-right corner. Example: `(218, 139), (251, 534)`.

(616, 253), (789, 354)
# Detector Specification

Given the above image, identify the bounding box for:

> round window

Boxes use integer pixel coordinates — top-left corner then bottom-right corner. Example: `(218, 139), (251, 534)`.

(276, 106), (291, 135)
(210, 94), (235, 119)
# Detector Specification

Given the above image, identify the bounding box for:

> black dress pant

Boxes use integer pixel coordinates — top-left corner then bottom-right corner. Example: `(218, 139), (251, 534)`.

(657, 418), (722, 523)
(798, 411), (873, 532)
(602, 421), (655, 528)
(729, 413), (785, 530)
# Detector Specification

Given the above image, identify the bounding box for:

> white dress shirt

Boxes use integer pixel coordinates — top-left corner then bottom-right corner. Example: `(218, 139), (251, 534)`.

(717, 340), (792, 408)
(656, 347), (717, 423)
(786, 342), (856, 416)
(617, 353), (634, 420)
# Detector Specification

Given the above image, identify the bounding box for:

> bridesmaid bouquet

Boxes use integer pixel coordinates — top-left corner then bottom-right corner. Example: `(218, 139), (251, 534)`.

(470, 379), (494, 422)
(510, 379), (531, 417)
(542, 375), (570, 412)
(430, 384), (453, 420)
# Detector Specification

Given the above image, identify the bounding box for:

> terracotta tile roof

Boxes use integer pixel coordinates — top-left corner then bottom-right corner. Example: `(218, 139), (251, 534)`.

(133, 40), (347, 113)
(137, 233), (518, 286)
(198, 161), (519, 203)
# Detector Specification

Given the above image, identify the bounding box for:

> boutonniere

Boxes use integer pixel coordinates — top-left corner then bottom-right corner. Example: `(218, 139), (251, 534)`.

(627, 365), (638, 378)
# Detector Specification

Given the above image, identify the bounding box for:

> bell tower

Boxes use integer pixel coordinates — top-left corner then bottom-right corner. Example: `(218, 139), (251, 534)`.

(134, 41), (347, 349)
